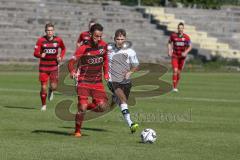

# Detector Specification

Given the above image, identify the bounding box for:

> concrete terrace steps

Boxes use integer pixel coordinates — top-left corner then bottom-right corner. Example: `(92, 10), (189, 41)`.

(144, 6), (240, 61)
(0, 0), (172, 63)
(163, 7), (240, 50)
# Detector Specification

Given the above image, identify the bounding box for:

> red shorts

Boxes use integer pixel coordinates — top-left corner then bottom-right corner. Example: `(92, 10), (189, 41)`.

(171, 56), (186, 71)
(39, 70), (58, 85)
(77, 83), (108, 105)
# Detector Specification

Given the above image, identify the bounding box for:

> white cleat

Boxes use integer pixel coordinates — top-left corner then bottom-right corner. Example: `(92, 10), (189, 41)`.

(48, 89), (54, 101)
(172, 88), (179, 92)
(41, 105), (47, 111)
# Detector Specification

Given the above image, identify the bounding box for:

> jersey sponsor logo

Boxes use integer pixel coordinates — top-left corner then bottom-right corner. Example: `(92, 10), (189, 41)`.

(44, 48), (57, 54)
(175, 42), (185, 46)
(87, 57), (103, 64)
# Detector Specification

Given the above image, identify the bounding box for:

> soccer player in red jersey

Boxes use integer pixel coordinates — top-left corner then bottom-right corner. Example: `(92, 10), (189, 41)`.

(168, 22), (192, 92)
(76, 19), (96, 49)
(68, 23), (109, 137)
(33, 23), (66, 111)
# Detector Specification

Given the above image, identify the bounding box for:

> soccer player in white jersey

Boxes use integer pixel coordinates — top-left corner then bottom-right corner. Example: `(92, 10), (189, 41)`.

(107, 29), (139, 133)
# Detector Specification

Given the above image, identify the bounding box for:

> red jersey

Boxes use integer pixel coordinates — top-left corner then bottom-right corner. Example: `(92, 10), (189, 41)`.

(68, 39), (109, 84)
(169, 32), (191, 57)
(77, 31), (91, 45)
(33, 36), (66, 73)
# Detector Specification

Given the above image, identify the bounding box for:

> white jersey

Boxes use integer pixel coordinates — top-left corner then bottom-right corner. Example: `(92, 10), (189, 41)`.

(108, 45), (139, 83)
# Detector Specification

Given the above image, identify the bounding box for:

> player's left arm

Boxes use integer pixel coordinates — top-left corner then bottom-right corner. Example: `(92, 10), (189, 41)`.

(103, 45), (109, 81)
(125, 49), (139, 79)
(182, 36), (192, 57)
(58, 38), (66, 62)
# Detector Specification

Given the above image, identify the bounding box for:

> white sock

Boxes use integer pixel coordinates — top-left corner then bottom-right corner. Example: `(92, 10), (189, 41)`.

(120, 103), (133, 127)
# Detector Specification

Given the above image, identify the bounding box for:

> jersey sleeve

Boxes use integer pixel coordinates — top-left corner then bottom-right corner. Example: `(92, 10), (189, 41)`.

(68, 46), (85, 74)
(59, 38), (66, 59)
(77, 33), (85, 44)
(168, 33), (174, 43)
(185, 35), (191, 46)
(33, 38), (42, 58)
(103, 44), (109, 80)
(129, 49), (139, 67)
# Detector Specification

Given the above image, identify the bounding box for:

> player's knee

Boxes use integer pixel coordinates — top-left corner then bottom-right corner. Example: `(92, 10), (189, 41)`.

(78, 103), (87, 112)
(41, 84), (47, 92)
(173, 68), (178, 74)
(50, 83), (58, 90)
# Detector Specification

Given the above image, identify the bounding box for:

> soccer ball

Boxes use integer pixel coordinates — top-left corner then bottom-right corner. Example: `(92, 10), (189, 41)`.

(141, 128), (157, 143)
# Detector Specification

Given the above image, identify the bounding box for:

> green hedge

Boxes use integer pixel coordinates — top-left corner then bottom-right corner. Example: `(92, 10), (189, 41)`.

(119, 0), (240, 8)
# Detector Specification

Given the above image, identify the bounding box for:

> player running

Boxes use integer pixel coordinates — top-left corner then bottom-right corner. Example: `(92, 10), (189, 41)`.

(107, 29), (139, 133)
(168, 22), (192, 92)
(68, 23), (109, 137)
(76, 19), (96, 49)
(33, 23), (66, 111)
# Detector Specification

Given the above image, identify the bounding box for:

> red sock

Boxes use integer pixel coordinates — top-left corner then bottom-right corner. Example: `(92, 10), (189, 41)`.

(75, 112), (84, 133)
(177, 73), (181, 87)
(172, 74), (178, 89)
(40, 91), (47, 106)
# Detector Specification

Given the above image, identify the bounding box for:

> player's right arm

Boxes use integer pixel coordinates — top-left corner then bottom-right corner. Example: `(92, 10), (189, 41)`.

(68, 46), (84, 79)
(76, 33), (82, 49)
(33, 38), (46, 58)
(167, 34), (173, 57)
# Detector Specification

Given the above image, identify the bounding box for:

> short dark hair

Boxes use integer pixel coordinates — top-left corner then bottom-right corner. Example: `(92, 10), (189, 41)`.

(45, 23), (54, 31)
(114, 29), (126, 38)
(90, 23), (103, 34)
(178, 22), (184, 28)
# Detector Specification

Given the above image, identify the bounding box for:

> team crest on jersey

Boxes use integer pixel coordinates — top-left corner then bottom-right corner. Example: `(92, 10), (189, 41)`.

(53, 43), (58, 47)
(99, 49), (104, 55)
(122, 52), (128, 57)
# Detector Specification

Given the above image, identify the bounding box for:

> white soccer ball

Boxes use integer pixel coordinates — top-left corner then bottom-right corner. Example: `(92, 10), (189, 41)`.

(141, 128), (157, 143)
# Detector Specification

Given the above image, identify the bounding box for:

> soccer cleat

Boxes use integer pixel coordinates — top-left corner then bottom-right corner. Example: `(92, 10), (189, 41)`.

(41, 105), (47, 111)
(74, 131), (82, 137)
(172, 88), (179, 92)
(130, 123), (139, 133)
(48, 88), (54, 101)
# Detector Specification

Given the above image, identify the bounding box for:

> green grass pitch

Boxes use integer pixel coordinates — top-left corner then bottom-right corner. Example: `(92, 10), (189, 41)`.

(0, 71), (240, 160)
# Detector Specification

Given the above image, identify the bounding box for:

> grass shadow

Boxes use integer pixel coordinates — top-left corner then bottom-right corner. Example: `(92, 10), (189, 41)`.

(3, 105), (36, 110)
(60, 126), (109, 132)
(32, 130), (89, 136)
